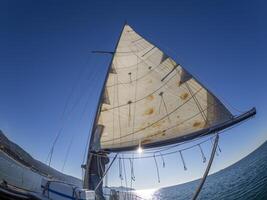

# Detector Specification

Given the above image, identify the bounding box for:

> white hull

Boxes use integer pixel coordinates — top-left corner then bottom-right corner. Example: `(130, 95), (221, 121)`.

(0, 150), (95, 200)
(0, 150), (142, 200)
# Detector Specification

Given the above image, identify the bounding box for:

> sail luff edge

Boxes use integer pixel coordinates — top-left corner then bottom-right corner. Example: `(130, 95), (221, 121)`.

(83, 22), (127, 189)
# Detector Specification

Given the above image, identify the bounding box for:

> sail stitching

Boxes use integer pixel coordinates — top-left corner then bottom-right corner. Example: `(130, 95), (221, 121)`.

(102, 88), (203, 143)
(102, 92), (226, 145)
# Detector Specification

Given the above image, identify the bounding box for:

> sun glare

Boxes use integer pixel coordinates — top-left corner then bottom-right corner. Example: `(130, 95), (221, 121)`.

(137, 146), (143, 154)
(135, 189), (157, 200)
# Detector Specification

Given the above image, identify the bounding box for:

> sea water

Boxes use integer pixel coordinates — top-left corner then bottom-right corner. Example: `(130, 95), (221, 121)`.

(153, 141), (267, 200)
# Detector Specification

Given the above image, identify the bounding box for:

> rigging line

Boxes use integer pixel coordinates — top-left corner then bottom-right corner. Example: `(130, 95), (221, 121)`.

(158, 94), (163, 114)
(46, 126), (64, 166)
(92, 135), (215, 160)
(81, 94), (99, 164)
(106, 52), (164, 88)
(186, 81), (230, 115)
(106, 131), (184, 153)
(110, 36), (169, 84)
(103, 92), (249, 152)
(130, 24), (241, 118)
(119, 156), (124, 180)
(122, 155), (129, 199)
(81, 63), (110, 161)
(181, 62), (245, 115)
(153, 155), (161, 183)
(102, 80), (212, 122)
(179, 151), (187, 171)
(154, 136), (212, 158)
(84, 26), (125, 188)
(80, 66), (102, 119)
(159, 152), (166, 168)
(93, 115), (252, 159)
(95, 154), (118, 191)
(97, 154), (101, 177)
(128, 101), (132, 125)
(110, 54), (145, 69)
(184, 84), (233, 122)
(133, 36), (149, 50)
(151, 134), (213, 154)
(161, 64), (179, 82)
(186, 80), (232, 117)
(60, 55), (91, 120)
(48, 56), (93, 165)
(116, 61), (123, 146)
(130, 45), (140, 144)
(128, 72), (132, 83)
(129, 158), (135, 196)
(101, 68), (189, 112)
(61, 134), (75, 172)
(217, 143), (222, 153)
(138, 34), (241, 115)
(215, 94), (245, 114)
(137, 100), (247, 156)
(113, 75), (116, 145)
(101, 98), (220, 147)
(161, 93), (171, 123)
(198, 144), (207, 163)
(130, 157), (135, 181)
(102, 92), (225, 148)
(102, 88), (203, 143)
(141, 46), (156, 57)
(68, 67), (100, 165)
(131, 37), (143, 44)
(185, 82), (208, 123)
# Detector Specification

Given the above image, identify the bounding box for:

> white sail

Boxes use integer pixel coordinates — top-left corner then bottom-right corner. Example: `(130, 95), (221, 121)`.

(97, 25), (233, 151)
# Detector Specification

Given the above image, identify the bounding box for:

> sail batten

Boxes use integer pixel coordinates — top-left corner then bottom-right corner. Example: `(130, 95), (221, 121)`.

(97, 24), (235, 152)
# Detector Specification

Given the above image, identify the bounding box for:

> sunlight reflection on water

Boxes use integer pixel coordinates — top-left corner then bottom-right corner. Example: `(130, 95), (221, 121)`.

(135, 188), (157, 199)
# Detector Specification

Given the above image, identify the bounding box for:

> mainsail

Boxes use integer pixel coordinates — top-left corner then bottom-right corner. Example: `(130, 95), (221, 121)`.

(96, 25), (233, 152)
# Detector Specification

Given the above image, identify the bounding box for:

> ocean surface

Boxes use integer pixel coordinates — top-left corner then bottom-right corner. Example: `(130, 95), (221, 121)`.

(152, 141), (267, 200)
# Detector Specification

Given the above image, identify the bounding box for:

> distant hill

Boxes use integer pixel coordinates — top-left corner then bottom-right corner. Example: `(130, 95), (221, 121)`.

(0, 130), (82, 187)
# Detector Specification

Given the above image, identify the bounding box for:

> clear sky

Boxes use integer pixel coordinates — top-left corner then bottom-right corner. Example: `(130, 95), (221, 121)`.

(1, 0), (267, 190)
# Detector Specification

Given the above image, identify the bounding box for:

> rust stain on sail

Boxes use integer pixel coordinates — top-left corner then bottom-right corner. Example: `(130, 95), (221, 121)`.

(180, 93), (189, 100)
(141, 138), (152, 144)
(144, 107), (154, 116)
(152, 120), (166, 128)
(102, 107), (108, 112)
(146, 94), (154, 101)
(193, 121), (202, 128)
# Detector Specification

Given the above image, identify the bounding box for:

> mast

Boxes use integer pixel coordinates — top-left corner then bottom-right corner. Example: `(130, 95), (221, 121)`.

(83, 22), (126, 189)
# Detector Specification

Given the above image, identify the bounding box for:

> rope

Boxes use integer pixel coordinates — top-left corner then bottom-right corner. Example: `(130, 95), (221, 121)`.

(102, 87), (203, 143)
(46, 55), (92, 166)
(91, 114), (246, 160)
(131, 49), (139, 147)
(122, 155), (129, 200)
(159, 152), (166, 168)
(179, 151), (187, 171)
(129, 158), (135, 181)
(91, 135), (215, 160)
(61, 134), (75, 171)
(198, 144), (206, 163)
(119, 156), (123, 181)
(185, 82), (208, 123)
(135, 33), (246, 116)
(153, 155), (161, 183)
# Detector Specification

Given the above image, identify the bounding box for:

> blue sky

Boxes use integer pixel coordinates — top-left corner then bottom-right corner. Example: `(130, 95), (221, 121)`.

(0, 0), (267, 189)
